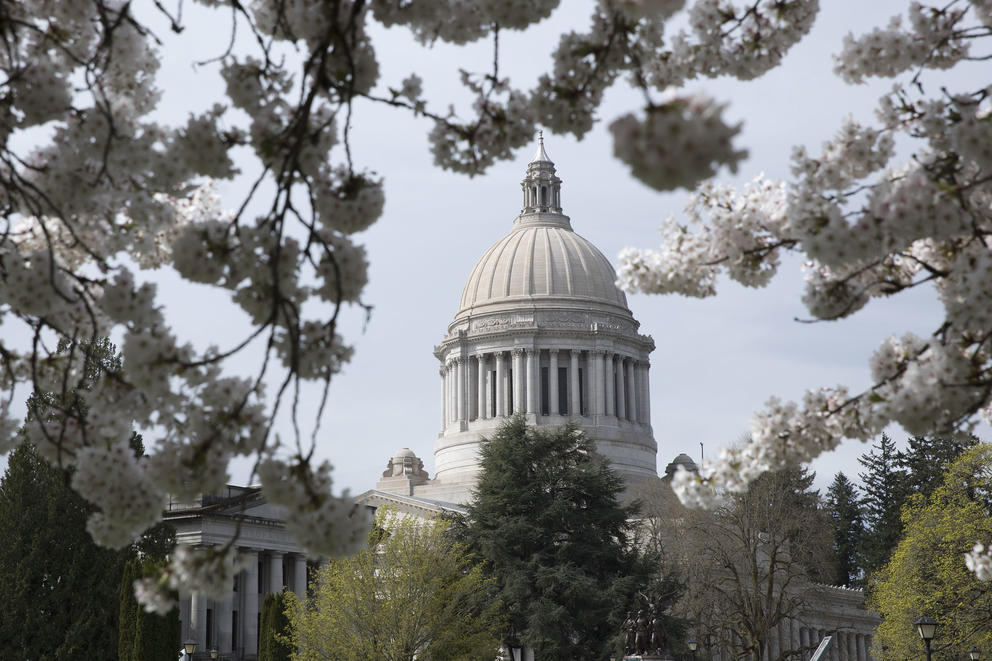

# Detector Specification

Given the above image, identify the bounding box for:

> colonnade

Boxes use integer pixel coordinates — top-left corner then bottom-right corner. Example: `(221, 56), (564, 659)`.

(181, 549), (308, 658)
(440, 348), (650, 428)
(704, 621), (874, 661)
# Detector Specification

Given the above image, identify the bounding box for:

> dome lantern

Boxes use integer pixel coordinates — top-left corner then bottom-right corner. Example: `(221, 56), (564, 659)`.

(520, 130), (563, 216)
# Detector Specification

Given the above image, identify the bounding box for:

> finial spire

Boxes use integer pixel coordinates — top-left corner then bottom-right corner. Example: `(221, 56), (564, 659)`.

(531, 129), (552, 163)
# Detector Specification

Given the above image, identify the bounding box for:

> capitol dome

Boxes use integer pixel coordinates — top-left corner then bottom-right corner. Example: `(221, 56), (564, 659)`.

(424, 136), (659, 504)
(455, 213), (629, 318)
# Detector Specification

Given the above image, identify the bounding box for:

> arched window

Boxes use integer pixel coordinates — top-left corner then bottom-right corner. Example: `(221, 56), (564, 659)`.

(540, 185), (548, 206)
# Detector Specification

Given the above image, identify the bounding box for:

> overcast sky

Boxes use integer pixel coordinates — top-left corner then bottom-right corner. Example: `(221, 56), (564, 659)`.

(17, 1), (981, 497)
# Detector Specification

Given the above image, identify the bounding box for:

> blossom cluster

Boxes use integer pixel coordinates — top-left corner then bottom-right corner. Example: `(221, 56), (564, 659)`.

(618, 2), (992, 562)
(965, 543), (992, 582)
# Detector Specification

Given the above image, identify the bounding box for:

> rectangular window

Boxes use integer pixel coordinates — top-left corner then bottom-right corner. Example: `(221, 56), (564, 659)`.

(558, 367), (568, 414)
(508, 368), (513, 412)
(541, 367), (549, 415)
(233, 610), (239, 654)
(579, 367), (586, 415)
(490, 370), (497, 415)
(206, 608), (214, 649)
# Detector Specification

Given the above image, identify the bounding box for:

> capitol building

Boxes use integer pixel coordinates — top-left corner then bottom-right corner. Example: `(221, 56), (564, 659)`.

(362, 136), (659, 508)
(170, 139), (880, 660)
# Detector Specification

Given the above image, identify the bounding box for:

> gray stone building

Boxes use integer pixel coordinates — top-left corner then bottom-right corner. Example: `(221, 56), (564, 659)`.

(165, 487), (308, 658)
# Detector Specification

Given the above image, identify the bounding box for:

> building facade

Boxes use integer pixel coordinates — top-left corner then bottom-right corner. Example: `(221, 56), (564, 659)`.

(165, 487), (309, 659)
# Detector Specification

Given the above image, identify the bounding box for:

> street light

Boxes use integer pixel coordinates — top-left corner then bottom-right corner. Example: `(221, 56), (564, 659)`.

(969, 649), (981, 661)
(688, 638), (699, 661)
(913, 617), (937, 661)
(183, 639), (198, 659)
(209, 650), (218, 660)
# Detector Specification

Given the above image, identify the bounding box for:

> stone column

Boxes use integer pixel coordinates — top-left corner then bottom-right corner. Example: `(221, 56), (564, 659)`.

(439, 365), (446, 430)
(640, 362), (651, 424)
(857, 634), (868, 661)
(569, 350), (580, 416)
(268, 551), (284, 594)
(626, 360), (638, 422)
(513, 349), (525, 414)
(768, 620), (779, 661)
(616, 356), (627, 420)
(606, 354), (616, 417)
(190, 591), (208, 649)
(448, 358), (458, 426)
(293, 554), (307, 600)
(495, 351), (506, 417)
(800, 628), (809, 656)
(591, 350), (604, 416)
(477, 354), (487, 420)
(549, 349), (559, 415)
(455, 357), (466, 422)
(469, 357), (476, 420)
(526, 349), (539, 414)
(217, 591), (233, 654)
(243, 549), (260, 656)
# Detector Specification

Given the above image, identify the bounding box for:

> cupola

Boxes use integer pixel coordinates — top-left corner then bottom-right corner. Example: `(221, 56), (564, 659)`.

(520, 131), (563, 215)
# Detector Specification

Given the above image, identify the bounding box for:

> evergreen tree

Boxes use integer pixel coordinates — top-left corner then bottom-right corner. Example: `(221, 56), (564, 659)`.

(456, 416), (657, 660)
(824, 472), (864, 587)
(119, 558), (141, 661)
(858, 433), (908, 575)
(118, 557), (180, 661)
(259, 591), (293, 661)
(131, 559), (180, 661)
(0, 441), (125, 659)
(898, 435), (979, 499)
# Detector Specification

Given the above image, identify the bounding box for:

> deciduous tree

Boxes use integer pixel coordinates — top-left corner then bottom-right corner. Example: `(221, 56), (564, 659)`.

(285, 508), (501, 661)
(658, 468), (832, 661)
(868, 444), (992, 660)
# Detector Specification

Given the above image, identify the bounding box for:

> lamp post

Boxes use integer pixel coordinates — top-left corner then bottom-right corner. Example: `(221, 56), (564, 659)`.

(183, 639), (198, 660)
(209, 650), (218, 660)
(969, 648), (981, 661)
(913, 617), (937, 661)
(688, 638), (698, 661)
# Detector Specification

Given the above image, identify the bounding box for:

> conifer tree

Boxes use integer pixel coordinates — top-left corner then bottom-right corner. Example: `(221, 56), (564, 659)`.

(898, 435), (978, 499)
(858, 434), (908, 576)
(457, 416), (657, 660)
(118, 558), (141, 661)
(259, 591), (293, 661)
(824, 472), (864, 587)
(0, 441), (125, 659)
(131, 558), (181, 661)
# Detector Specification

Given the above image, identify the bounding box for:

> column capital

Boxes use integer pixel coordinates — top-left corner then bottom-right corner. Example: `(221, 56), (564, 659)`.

(592, 348), (608, 356)
(455, 356), (465, 365)
(494, 349), (506, 357)
(512, 347), (525, 357)
(549, 348), (559, 356)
